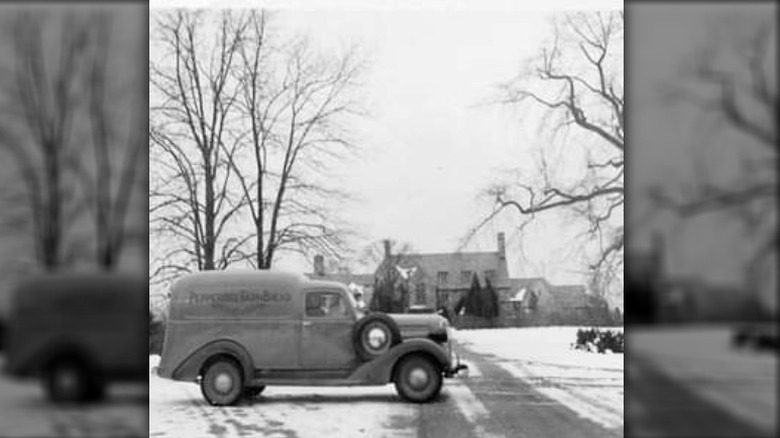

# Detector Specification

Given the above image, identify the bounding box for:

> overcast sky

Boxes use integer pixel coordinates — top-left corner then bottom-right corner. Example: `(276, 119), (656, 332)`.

(150, 0), (622, 293)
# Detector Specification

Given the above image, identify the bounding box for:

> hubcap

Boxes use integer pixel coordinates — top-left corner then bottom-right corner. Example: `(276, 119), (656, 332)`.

(408, 367), (429, 389)
(214, 372), (233, 394)
(367, 327), (387, 349)
(56, 368), (79, 394)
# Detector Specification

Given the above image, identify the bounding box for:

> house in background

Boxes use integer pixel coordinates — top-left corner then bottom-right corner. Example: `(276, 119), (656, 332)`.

(374, 233), (511, 312)
(626, 231), (764, 324)
(657, 275), (765, 323)
(505, 278), (612, 326)
(305, 254), (375, 305)
(370, 232), (613, 326)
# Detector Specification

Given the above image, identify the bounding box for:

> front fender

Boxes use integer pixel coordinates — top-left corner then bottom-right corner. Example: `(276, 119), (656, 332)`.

(348, 338), (449, 384)
(170, 339), (254, 383)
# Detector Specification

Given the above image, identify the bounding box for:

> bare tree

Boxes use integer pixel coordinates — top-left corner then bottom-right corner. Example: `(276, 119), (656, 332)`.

(82, 14), (147, 269)
(150, 10), (365, 284)
(472, 11), (624, 294)
(150, 10), (251, 282)
(0, 10), (146, 273)
(648, 14), (776, 297)
(227, 12), (365, 269)
(362, 239), (417, 313)
(0, 12), (92, 270)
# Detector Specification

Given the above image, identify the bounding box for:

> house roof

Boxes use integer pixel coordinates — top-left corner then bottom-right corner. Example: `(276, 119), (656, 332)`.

(304, 272), (375, 287)
(549, 285), (590, 308)
(508, 277), (551, 291)
(387, 251), (509, 288)
(507, 278), (596, 308)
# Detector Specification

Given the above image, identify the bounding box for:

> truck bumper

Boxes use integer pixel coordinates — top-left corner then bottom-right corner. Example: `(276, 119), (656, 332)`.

(444, 353), (468, 378)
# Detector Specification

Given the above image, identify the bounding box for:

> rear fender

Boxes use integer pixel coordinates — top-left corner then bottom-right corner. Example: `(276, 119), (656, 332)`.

(5, 337), (95, 378)
(348, 338), (449, 384)
(171, 339), (254, 383)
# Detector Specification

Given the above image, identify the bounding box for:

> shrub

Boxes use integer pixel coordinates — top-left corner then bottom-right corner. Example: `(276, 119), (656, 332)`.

(573, 327), (624, 353)
(149, 311), (165, 355)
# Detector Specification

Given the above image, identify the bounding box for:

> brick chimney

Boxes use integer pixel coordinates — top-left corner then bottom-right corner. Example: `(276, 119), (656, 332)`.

(383, 239), (391, 260)
(652, 231), (664, 278)
(497, 232), (506, 260)
(313, 254), (325, 276)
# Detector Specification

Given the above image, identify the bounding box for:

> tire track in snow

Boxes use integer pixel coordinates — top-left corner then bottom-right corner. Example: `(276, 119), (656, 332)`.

(500, 360), (623, 429)
(453, 344), (621, 438)
(445, 381), (504, 438)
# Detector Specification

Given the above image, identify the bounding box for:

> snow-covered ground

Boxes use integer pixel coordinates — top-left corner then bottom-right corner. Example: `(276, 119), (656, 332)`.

(453, 326), (624, 429)
(0, 356), (147, 437)
(149, 354), (421, 438)
(629, 325), (777, 433)
(149, 326), (625, 437)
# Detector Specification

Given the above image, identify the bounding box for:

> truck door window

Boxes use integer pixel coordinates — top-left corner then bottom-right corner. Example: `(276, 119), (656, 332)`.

(305, 292), (347, 318)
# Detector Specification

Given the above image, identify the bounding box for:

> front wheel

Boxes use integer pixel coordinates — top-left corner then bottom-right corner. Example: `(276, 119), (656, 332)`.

(200, 358), (244, 406)
(394, 355), (443, 403)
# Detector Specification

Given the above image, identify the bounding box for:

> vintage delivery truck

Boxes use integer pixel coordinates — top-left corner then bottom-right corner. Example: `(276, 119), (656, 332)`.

(2, 273), (148, 402)
(156, 270), (467, 405)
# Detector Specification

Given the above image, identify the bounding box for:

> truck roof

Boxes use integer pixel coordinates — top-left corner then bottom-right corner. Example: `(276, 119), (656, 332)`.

(170, 270), (306, 296)
(167, 270), (351, 319)
(10, 272), (147, 312)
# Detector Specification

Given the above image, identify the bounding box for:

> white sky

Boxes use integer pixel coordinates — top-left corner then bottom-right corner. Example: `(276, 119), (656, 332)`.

(149, 0), (623, 290)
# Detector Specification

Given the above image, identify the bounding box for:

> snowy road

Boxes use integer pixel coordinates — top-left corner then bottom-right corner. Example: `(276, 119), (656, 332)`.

(0, 357), (147, 437)
(626, 326), (777, 438)
(150, 327), (624, 438)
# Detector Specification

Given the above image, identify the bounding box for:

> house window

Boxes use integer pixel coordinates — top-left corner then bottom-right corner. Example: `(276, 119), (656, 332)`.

(415, 283), (426, 304)
(483, 270), (496, 283)
(460, 270), (472, 285)
(437, 271), (448, 285)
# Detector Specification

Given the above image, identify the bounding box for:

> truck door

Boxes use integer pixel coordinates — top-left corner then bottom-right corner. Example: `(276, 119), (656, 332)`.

(300, 290), (357, 370)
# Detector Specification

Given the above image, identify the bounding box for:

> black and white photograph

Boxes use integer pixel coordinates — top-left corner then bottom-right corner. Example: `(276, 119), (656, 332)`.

(0, 2), (149, 437)
(626, 2), (776, 437)
(148, 1), (624, 437)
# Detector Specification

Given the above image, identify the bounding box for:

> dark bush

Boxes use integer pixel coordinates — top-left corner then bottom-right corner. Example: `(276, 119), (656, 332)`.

(149, 311), (165, 355)
(573, 327), (624, 353)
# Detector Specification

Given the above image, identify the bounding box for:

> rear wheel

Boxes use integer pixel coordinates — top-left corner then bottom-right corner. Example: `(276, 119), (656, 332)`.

(44, 357), (100, 403)
(200, 357), (244, 406)
(394, 354), (443, 403)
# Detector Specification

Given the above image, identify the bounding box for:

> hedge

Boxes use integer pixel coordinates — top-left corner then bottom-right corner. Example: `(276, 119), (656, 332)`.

(572, 327), (624, 353)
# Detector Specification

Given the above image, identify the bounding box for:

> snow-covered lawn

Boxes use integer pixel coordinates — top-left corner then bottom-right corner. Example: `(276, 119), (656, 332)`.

(453, 326), (623, 371)
(630, 325), (776, 432)
(453, 326), (623, 429)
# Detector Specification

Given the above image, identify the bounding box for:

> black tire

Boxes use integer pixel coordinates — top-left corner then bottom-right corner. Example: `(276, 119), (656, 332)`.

(394, 354), (443, 403)
(200, 357), (244, 406)
(353, 313), (402, 361)
(242, 385), (266, 399)
(44, 357), (93, 403)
